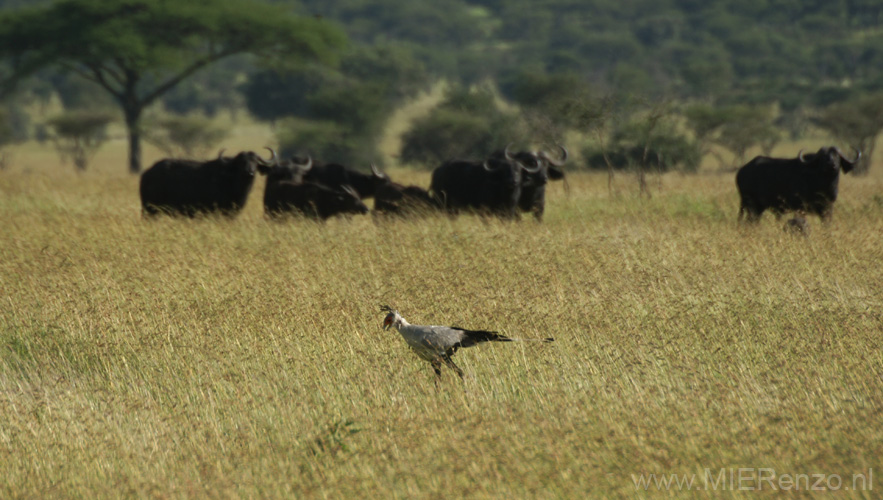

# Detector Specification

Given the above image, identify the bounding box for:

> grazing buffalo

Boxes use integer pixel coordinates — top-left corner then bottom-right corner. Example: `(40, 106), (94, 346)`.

(491, 145), (568, 221)
(373, 180), (439, 217)
(263, 182), (369, 220)
(736, 146), (860, 222)
(430, 146), (536, 219)
(294, 159), (391, 199)
(140, 149), (274, 217)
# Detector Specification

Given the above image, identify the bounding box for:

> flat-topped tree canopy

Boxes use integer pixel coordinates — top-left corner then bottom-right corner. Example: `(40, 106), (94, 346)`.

(0, 0), (347, 173)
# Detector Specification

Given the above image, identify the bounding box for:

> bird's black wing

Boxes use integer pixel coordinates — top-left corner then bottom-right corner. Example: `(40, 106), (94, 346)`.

(449, 327), (512, 349)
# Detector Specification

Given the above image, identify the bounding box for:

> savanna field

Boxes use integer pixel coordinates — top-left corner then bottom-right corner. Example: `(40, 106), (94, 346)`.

(2, 134), (883, 498)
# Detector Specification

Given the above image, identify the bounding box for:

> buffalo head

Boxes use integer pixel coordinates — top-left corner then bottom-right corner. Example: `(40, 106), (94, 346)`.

(338, 185), (370, 215)
(215, 147), (277, 184)
(798, 146), (861, 174)
(258, 153), (312, 184)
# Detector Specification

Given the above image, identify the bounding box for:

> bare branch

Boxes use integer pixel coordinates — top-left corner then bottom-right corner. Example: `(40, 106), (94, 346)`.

(58, 61), (124, 101)
(104, 58), (130, 86)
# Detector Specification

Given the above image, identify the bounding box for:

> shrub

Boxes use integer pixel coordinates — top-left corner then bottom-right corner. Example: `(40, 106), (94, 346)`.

(399, 86), (526, 167)
(143, 114), (229, 159)
(582, 121), (701, 173)
(813, 92), (883, 175)
(0, 107), (21, 169)
(46, 110), (115, 171)
(277, 119), (380, 167)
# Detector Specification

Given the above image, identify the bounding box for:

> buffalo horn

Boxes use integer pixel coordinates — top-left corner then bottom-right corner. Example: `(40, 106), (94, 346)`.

(836, 146), (862, 171)
(540, 144), (569, 167)
(836, 146), (862, 164)
(370, 163), (383, 178)
(501, 142), (539, 173)
(296, 155), (313, 172)
(852, 147), (862, 163)
(262, 147), (277, 165)
(519, 160), (542, 173)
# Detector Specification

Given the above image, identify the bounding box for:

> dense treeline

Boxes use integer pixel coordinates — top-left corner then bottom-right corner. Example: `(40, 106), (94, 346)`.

(2, 0), (882, 173)
(255, 0), (883, 172)
(288, 0), (883, 102)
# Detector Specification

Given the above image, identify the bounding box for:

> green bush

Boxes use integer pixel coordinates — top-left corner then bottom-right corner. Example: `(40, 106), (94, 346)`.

(268, 79), (390, 166)
(277, 119), (380, 167)
(582, 120), (701, 173)
(46, 110), (116, 171)
(813, 92), (883, 175)
(399, 86), (526, 167)
(250, 43), (431, 167)
(499, 71), (597, 132)
(0, 111), (12, 169)
(143, 114), (229, 159)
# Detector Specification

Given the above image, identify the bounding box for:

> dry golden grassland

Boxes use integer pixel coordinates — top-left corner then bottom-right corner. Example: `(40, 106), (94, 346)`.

(1, 140), (883, 498)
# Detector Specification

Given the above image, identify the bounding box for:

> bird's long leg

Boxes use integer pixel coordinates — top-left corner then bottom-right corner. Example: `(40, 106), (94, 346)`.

(442, 354), (465, 380)
(431, 359), (442, 378)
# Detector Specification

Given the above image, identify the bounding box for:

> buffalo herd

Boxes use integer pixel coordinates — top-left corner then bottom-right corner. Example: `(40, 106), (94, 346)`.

(139, 144), (569, 221)
(139, 144), (860, 227)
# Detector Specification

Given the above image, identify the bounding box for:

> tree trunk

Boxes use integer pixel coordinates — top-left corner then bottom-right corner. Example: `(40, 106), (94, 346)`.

(639, 146), (652, 199)
(854, 138), (876, 176)
(123, 105), (143, 174)
(638, 167), (650, 199)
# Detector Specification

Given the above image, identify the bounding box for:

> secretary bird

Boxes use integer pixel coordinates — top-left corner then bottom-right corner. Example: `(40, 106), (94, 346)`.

(380, 305), (553, 381)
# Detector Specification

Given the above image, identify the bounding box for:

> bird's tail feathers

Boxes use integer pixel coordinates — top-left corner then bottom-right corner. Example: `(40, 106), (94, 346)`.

(456, 328), (554, 346)
(456, 328), (510, 345)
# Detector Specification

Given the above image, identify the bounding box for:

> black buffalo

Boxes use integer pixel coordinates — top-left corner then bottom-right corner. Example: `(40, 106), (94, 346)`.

(263, 181), (369, 220)
(736, 146), (860, 222)
(291, 158), (391, 199)
(491, 145), (568, 221)
(257, 155), (311, 185)
(140, 149), (274, 217)
(257, 155), (313, 215)
(430, 147), (536, 219)
(373, 180), (439, 217)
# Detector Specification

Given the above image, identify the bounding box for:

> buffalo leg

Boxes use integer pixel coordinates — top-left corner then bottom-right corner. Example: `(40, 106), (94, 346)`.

(738, 204), (762, 223)
(741, 205), (762, 223)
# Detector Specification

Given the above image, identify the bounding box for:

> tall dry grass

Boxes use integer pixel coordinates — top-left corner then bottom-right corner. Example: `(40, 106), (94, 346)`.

(1, 141), (882, 498)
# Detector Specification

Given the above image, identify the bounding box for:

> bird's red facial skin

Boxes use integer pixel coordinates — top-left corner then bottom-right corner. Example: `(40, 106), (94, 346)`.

(383, 315), (393, 329)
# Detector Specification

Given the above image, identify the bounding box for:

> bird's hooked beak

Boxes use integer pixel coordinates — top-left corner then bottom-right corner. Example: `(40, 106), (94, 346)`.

(380, 305), (397, 330)
(382, 313), (395, 330)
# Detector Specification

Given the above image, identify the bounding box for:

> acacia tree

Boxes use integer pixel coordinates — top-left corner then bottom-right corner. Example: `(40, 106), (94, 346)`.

(47, 110), (115, 170)
(684, 104), (780, 169)
(0, 0), (345, 173)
